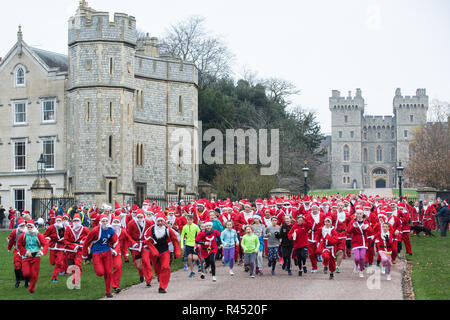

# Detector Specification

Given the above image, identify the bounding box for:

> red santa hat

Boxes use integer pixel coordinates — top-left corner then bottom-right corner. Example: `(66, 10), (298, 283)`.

(204, 221), (213, 227)
(26, 219), (35, 226)
(136, 209), (145, 218)
(114, 200), (121, 213)
(99, 215), (109, 222)
(62, 214), (70, 220)
(355, 205), (363, 213)
(378, 213), (387, 222)
(363, 202), (372, 209)
(112, 216), (121, 223)
(131, 204), (138, 213)
(255, 199), (263, 205)
(324, 217), (332, 223)
(55, 216), (63, 222)
(303, 196), (310, 202)
(311, 202), (319, 208)
(330, 202), (338, 208)
(155, 213), (166, 222)
(244, 202), (252, 208)
(73, 214), (81, 221)
(17, 218), (25, 226)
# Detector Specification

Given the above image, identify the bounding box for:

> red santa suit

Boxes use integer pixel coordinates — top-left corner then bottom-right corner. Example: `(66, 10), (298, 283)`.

(8, 219), (26, 286)
(317, 224), (338, 273)
(126, 212), (154, 285)
(63, 218), (90, 280)
(411, 205), (423, 233)
(110, 222), (137, 290)
(144, 219), (181, 291)
(386, 212), (402, 261)
(44, 219), (66, 281)
(346, 219), (372, 251)
(81, 222), (119, 296)
(17, 221), (48, 293)
(8, 209), (17, 229)
(422, 204), (436, 230)
(399, 203), (412, 255)
(331, 210), (350, 252)
(238, 210), (255, 237)
(304, 209), (325, 271)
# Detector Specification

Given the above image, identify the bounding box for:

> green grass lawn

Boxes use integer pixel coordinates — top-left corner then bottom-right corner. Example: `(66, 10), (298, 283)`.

(392, 189), (418, 202)
(0, 229), (184, 300)
(309, 189), (362, 197)
(407, 232), (450, 300)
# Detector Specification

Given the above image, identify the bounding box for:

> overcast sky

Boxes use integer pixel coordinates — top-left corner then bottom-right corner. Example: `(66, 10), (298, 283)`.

(1, 0), (449, 133)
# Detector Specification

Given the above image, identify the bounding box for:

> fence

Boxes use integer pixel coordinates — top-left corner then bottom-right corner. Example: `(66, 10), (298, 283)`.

(392, 189), (418, 203)
(132, 194), (197, 209)
(31, 196), (76, 221)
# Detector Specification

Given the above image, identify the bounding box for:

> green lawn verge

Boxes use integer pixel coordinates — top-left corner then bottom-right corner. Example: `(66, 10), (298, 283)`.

(0, 229), (184, 300)
(309, 189), (362, 197)
(407, 232), (450, 300)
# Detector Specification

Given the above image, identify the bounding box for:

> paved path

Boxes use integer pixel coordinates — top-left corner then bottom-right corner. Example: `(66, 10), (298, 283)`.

(104, 254), (405, 300)
(364, 188), (393, 198)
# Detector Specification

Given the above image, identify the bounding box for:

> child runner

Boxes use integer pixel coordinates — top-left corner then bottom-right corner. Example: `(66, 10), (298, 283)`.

(265, 217), (281, 275)
(347, 206), (372, 278)
(180, 215), (200, 277)
(288, 215), (311, 276)
(252, 215), (266, 275)
(318, 217), (338, 279)
(241, 225), (260, 278)
(374, 222), (394, 280)
(220, 220), (239, 275)
(195, 221), (220, 281)
(279, 215), (294, 275)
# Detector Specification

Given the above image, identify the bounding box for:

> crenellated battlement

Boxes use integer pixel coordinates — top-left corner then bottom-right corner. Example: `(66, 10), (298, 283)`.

(68, 2), (137, 46)
(393, 88), (428, 111)
(329, 88), (364, 110)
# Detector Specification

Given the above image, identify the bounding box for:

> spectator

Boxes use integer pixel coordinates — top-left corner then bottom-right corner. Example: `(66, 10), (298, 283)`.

(56, 202), (64, 216)
(435, 199), (450, 237)
(0, 205), (5, 228)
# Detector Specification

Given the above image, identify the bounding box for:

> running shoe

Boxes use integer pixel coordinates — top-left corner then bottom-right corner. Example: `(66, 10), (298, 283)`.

(212, 276), (216, 282)
(335, 266), (340, 273)
(386, 274), (391, 281)
(229, 270), (234, 276)
(271, 270), (275, 276)
(288, 270), (292, 276)
(189, 272), (195, 277)
(323, 267), (328, 274)
(359, 271), (364, 278)
(250, 274), (255, 278)
(184, 264), (188, 271)
(311, 269), (317, 273)
(329, 273), (334, 280)
(303, 266), (307, 274)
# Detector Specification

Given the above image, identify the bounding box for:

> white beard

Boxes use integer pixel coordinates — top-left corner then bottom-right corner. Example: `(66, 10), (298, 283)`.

(137, 219), (145, 228)
(112, 224), (121, 235)
(243, 211), (253, 221)
(101, 224), (110, 231)
(337, 211), (346, 223)
(322, 207), (329, 214)
(27, 228), (38, 235)
(154, 225), (167, 239)
(55, 222), (63, 229)
(311, 212), (320, 224)
(322, 226), (332, 238)
(63, 221), (70, 227)
(72, 222), (82, 231)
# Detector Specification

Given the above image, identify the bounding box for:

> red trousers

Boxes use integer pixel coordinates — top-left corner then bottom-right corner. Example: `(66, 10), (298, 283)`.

(121, 246), (129, 262)
(402, 232), (412, 255)
(149, 251), (171, 290)
(308, 242), (318, 270)
(49, 250), (66, 280)
(132, 249), (153, 283)
(13, 250), (23, 270)
(111, 253), (123, 289)
(22, 257), (41, 293)
(322, 250), (336, 273)
(65, 251), (83, 282)
(92, 251), (113, 295)
(9, 219), (15, 229)
(391, 240), (398, 261)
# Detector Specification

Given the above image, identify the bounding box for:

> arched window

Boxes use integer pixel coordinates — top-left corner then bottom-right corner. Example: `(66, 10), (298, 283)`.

(374, 168), (387, 175)
(376, 146), (382, 162)
(391, 147), (396, 162)
(16, 67), (25, 86)
(108, 136), (113, 159)
(343, 145), (350, 161)
(108, 181), (113, 204)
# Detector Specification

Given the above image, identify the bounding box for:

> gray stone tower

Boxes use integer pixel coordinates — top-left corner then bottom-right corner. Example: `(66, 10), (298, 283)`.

(66, 2), (137, 205)
(329, 89), (364, 189)
(393, 88), (428, 168)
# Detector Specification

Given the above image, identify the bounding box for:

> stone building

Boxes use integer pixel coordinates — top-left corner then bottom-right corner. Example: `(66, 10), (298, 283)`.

(327, 88), (428, 189)
(0, 2), (199, 212)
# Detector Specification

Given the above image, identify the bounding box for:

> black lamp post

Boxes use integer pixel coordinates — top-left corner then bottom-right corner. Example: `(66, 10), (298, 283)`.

(302, 160), (309, 197)
(396, 160), (404, 201)
(37, 154), (46, 179)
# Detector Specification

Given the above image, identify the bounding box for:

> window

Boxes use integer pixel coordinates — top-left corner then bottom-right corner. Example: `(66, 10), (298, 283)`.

(377, 132), (381, 139)
(391, 131), (395, 139)
(364, 166), (367, 174)
(350, 131), (354, 138)
(16, 67), (25, 86)
(109, 102), (113, 121)
(343, 165), (349, 173)
(376, 146), (382, 162)
(108, 181), (113, 204)
(178, 95), (183, 114)
(153, 60), (157, 72)
(410, 115), (414, 122)
(42, 139), (55, 169)
(343, 145), (350, 161)
(14, 102), (27, 125)
(14, 189), (25, 212)
(364, 132), (367, 139)
(136, 143), (144, 166)
(108, 136), (113, 159)
(343, 177), (346, 184)
(344, 115), (348, 123)
(409, 146), (413, 160)
(178, 149), (183, 168)
(339, 131), (342, 138)
(14, 140), (26, 171)
(404, 130), (408, 138)
(374, 168), (387, 175)
(391, 147), (396, 162)
(86, 102), (91, 123)
(42, 99), (55, 123)
(109, 58), (114, 75)
(140, 144), (144, 166)
(363, 148), (368, 162)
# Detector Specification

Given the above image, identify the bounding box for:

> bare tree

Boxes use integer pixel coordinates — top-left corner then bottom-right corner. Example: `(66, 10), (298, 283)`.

(160, 16), (234, 88)
(262, 78), (301, 106)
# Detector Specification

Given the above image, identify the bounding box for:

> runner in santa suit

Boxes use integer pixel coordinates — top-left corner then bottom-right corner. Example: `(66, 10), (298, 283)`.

(44, 216), (66, 282)
(374, 222), (395, 280)
(126, 209), (154, 286)
(17, 220), (48, 293)
(8, 208), (17, 229)
(218, 205), (235, 227)
(82, 215), (118, 298)
(274, 198), (286, 226)
(399, 201), (413, 256)
(298, 196), (312, 218)
(288, 214), (311, 276)
(317, 217), (338, 279)
(110, 217), (137, 293)
(304, 203), (325, 273)
(410, 201), (423, 235)
(7, 218), (27, 288)
(63, 214), (89, 289)
(385, 204), (402, 263)
(237, 203), (255, 266)
(331, 202), (350, 273)
(363, 202), (376, 267)
(346, 206), (372, 278)
(143, 214), (181, 293)
(195, 221), (220, 282)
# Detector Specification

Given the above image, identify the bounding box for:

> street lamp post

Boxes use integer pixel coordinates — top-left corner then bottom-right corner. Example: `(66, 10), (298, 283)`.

(396, 160), (404, 201)
(302, 160), (309, 198)
(37, 154), (46, 179)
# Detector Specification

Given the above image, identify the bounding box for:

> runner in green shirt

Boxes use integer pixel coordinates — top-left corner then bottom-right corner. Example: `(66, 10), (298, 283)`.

(180, 215), (200, 277)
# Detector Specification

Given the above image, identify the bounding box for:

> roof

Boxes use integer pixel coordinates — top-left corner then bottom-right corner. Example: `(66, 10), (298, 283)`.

(30, 47), (68, 72)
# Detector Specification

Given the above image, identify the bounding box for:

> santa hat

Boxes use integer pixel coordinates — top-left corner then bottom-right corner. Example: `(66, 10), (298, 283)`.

(62, 214), (70, 220)
(73, 214), (81, 221)
(114, 201), (121, 213)
(255, 199), (263, 205)
(244, 202), (252, 208)
(253, 215), (261, 220)
(364, 202), (372, 209)
(155, 213), (166, 222)
(355, 205), (363, 213)
(136, 209), (145, 218)
(26, 219), (35, 226)
(17, 218), (25, 226)
(131, 204), (138, 213)
(55, 216), (63, 222)
(378, 214), (387, 222)
(99, 215), (109, 222)
(304, 196), (310, 202)
(112, 216), (121, 223)
(330, 202), (338, 208)
(311, 202), (319, 208)
(324, 217), (332, 223)
(204, 221), (213, 227)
